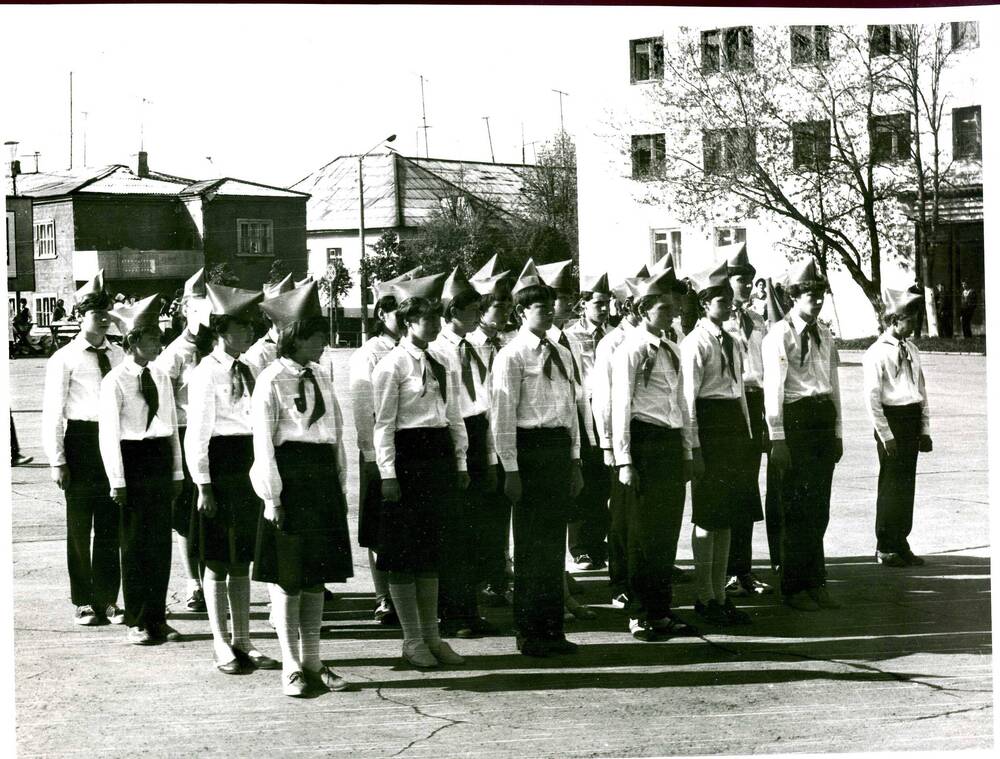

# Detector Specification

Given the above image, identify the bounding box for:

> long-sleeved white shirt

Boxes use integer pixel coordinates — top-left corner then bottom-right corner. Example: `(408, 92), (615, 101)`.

(490, 326), (581, 472)
(184, 345), (256, 485)
(611, 325), (691, 466)
(548, 324), (596, 446)
(564, 316), (608, 399)
(371, 336), (470, 480)
(431, 324), (492, 420)
(348, 334), (398, 464)
(762, 312), (842, 441)
(42, 334), (125, 466)
(249, 357), (347, 507)
(724, 304), (765, 389)
(591, 322), (632, 450)
(862, 330), (930, 443)
(681, 318), (751, 445)
(241, 335), (277, 376)
(466, 325), (511, 372)
(98, 357), (183, 489)
(152, 330), (201, 427)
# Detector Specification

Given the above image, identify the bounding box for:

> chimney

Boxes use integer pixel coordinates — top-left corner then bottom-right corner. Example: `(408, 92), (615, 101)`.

(137, 150), (149, 178)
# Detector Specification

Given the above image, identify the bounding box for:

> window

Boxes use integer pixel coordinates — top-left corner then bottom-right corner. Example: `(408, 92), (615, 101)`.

(953, 106), (982, 159)
(703, 128), (756, 174)
(792, 120), (832, 169)
(702, 27), (754, 73)
(951, 22), (979, 50)
(869, 25), (907, 57)
(790, 25), (830, 64)
(33, 220), (56, 259)
(34, 293), (57, 327)
(869, 114), (911, 162)
(652, 229), (683, 270)
(630, 37), (664, 83)
(236, 219), (273, 256)
(631, 134), (666, 178)
(714, 227), (746, 248)
(326, 247), (343, 268)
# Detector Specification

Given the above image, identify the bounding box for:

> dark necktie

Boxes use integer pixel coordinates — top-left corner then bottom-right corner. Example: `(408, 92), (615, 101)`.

(642, 342), (679, 387)
(139, 367), (159, 430)
(422, 352), (448, 403)
(737, 307), (753, 340)
(87, 346), (111, 377)
(294, 368), (326, 427)
(539, 337), (570, 382)
(896, 340), (913, 381)
(556, 331), (582, 384)
(458, 338), (487, 401)
(231, 359), (255, 399)
(800, 322), (822, 367)
(719, 330), (737, 384)
(486, 335), (502, 370)
(593, 324), (605, 350)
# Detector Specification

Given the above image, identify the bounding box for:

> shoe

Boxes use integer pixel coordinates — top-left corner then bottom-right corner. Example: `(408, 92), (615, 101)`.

(694, 599), (729, 625)
(305, 666), (355, 692)
(443, 616), (499, 638)
(543, 636), (579, 655)
(128, 626), (156, 646)
(610, 593), (629, 610)
(650, 613), (699, 637)
(876, 551), (908, 568)
(573, 553), (596, 571)
(784, 590), (820, 612)
(373, 597), (398, 625)
(479, 585), (510, 607)
(725, 575), (749, 597)
(629, 618), (657, 641)
(671, 565), (692, 584)
(233, 646), (281, 670)
(283, 670), (310, 697)
(11, 454), (33, 466)
(427, 640), (465, 665)
(104, 605), (126, 625)
(74, 605), (101, 626)
(186, 588), (207, 613)
(516, 636), (550, 658)
(807, 586), (841, 609)
(900, 549), (925, 567)
(323, 588), (337, 610)
(740, 573), (774, 595)
(565, 601), (597, 620)
(721, 598), (752, 625)
(151, 622), (183, 642)
(215, 654), (243, 675)
(402, 640), (438, 668)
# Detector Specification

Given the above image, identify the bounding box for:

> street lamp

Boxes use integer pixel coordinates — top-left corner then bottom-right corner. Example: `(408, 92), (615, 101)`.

(5, 140), (20, 196)
(359, 133), (396, 343)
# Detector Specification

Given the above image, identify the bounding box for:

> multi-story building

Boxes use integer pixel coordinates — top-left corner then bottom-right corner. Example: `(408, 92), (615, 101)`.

(578, 21), (983, 337)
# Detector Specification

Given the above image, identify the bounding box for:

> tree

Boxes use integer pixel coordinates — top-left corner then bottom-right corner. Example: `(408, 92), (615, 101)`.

(517, 131), (579, 266)
(266, 258), (292, 285)
(361, 230), (417, 294)
(407, 195), (517, 275)
(317, 258), (353, 345)
(206, 263), (239, 286)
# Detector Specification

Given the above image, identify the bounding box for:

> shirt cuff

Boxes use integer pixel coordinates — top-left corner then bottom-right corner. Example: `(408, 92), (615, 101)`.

(571, 445), (581, 460)
(768, 426), (785, 441)
(172, 472), (184, 482)
(265, 498), (280, 510)
(109, 477), (126, 489)
(362, 448), (377, 463)
(379, 465), (397, 480)
(456, 458), (468, 472)
(615, 453), (632, 466)
(191, 472), (212, 486)
(499, 454), (518, 473)
(486, 452), (498, 466)
(49, 456), (67, 468)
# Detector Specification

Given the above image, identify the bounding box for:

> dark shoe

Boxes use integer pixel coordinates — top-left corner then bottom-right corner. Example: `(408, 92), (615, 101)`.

(479, 585), (510, 608)
(233, 646), (281, 670)
(128, 626), (156, 646)
(694, 599), (729, 625)
(186, 588), (207, 613)
(104, 605), (126, 625)
(74, 605), (101, 626)
(543, 636), (579, 655)
(900, 549), (925, 567)
(784, 590), (820, 612)
(876, 551), (908, 568)
(216, 653), (243, 675)
(573, 553), (596, 571)
(283, 671), (310, 697)
(671, 565), (692, 584)
(152, 622), (183, 642)
(724, 575), (749, 597)
(11, 454), (33, 466)
(516, 635), (550, 658)
(721, 598), (752, 625)
(807, 586), (841, 610)
(629, 618), (658, 641)
(323, 588), (337, 610)
(305, 666), (356, 692)
(373, 597), (397, 625)
(740, 573), (774, 595)
(650, 612), (699, 637)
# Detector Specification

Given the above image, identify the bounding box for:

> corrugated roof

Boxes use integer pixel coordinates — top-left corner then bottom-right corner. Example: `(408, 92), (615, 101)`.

(180, 178), (308, 198)
(79, 171), (192, 196)
(7, 166), (122, 198)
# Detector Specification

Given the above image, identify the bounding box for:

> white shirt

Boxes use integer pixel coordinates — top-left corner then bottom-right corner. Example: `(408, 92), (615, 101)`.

(725, 304), (765, 389)
(591, 322), (632, 450)
(184, 346), (257, 485)
(431, 324), (492, 420)
(42, 334), (125, 466)
(547, 324), (596, 446)
(762, 312), (843, 441)
(348, 334), (398, 463)
(152, 330), (201, 427)
(241, 335), (277, 376)
(611, 325), (692, 465)
(249, 357), (347, 507)
(490, 326), (581, 472)
(372, 336), (470, 480)
(466, 325), (510, 372)
(564, 316), (608, 399)
(862, 331), (930, 443)
(681, 318), (751, 445)
(98, 357), (183, 489)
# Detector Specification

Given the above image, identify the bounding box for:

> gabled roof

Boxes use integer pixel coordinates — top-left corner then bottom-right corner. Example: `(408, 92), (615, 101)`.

(292, 153), (540, 231)
(179, 178), (309, 199)
(8, 166), (123, 198)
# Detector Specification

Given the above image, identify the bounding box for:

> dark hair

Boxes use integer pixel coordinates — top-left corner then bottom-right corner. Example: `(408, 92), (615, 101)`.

(444, 290), (481, 321)
(123, 325), (162, 352)
(372, 294), (399, 337)
(636, 293), (671, 316)
(209, 313), (254, 338)
(697, 285), (733, 306)
(397, 297), (443, 326)
(479, 288), (513, 311)
(786, 280), (827, 299)
(275, 317), (329, 359)
(513, 284), (554, 310)
(755, 278), (766, 288)
(77, 291), (113, 314)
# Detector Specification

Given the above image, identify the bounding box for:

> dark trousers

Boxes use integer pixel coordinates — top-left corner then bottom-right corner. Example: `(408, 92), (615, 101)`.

(10, 414), (20, 460)
(961, 309), (975, 338)
(875, 404), (922, 554)
(606, 472), (628, 596)
(727, 389), (765, 576)
(439, 414), (489, 623)
(568, 411), (612, 564)
(64, 421), (121, 609)
(764, 453), (783, 569)
(513, 427), (572, 640)
(624, 422), (686, 621)
(779, 397), (837, 595)
(119, 438), (174, 629)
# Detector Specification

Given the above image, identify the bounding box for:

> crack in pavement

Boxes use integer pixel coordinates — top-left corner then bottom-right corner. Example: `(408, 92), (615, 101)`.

(375, 686), (468, 757)
(905, 703), (993, 722)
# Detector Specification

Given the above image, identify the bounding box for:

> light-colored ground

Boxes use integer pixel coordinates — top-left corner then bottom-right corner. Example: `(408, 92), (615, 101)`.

(7, 349), (992, 757)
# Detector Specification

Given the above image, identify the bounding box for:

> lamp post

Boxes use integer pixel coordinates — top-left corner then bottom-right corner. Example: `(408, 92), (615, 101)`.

(358, 134), (396, 343)
(5, 140), (20, 196)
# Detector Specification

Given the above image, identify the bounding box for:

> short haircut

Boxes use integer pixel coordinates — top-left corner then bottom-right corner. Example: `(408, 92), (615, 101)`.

(579, 290), (610, 303)
(479, 288), (513, 312)
(514, 284), (555, 310)
(372, 294), (399, 337)
(76, 291), (112, 314)
(637, 293), (670, 316)
(444, 290), (481, 321)
(786, 280), (827, 299)
(209, 313), (253, 338)
(123, 325), (162, 352)
(697, 285), (732, 306)
(397, 296), (443, 326)
(276, 317), (329, 359)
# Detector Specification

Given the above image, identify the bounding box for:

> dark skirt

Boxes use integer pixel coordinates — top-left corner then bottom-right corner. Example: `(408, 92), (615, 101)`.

(692, 398), (755, 530)
(252, 442), (354, 590)
(357, 449), (382, 549)
(199, 435), (260, 565)
(173, 426), (197, 538)
(375, 427), (455, 574)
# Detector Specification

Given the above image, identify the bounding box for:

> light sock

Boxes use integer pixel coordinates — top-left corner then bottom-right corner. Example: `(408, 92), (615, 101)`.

(414, 576), (441, 646)
(712, 529), (732, 603)
(267, 584), (301, 676)
(227, 574), (251, 652)
(388, 582), (421, 644)
(369, 550), (389, 603)
(691, 526), (716, 604)
(298, 590), (324, 672)
(204, 578), (232, 662)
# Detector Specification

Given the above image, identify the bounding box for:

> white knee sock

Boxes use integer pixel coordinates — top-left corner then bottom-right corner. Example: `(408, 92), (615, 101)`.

(414, 576), (441, 646)
(298, 590), (324, 672)
(227, 574), (251, 652)
(389, 582), (421, 644)
(204, 578), (232, 662)
(267, 584), (301, 675)
(712, 529), (732, 603)
(369, 550), (389, 602)
(691, 526), (716, 604)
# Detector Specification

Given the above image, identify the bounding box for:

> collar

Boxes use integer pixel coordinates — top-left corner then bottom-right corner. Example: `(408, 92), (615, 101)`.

(697, 317), (724, 338)
(74, 333), (111, 352)
(879, 330), (902, 347)
(439, 324), (464, 347)
(400, 335), (427, 361)
(278, 356), (309, 376)
(790, 311), (817, 335)
(211, 344), (237, 369)
(581, 317), (603, 336)
(638, 325), (664, 347)
(518, 326), (545, 349)
(121, 355), (147, 376)
(545, 325), (564, 343)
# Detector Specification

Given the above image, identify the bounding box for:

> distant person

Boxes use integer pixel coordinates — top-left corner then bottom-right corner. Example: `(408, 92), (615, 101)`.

(11, 414), (33, 466)
(52, 299), (67, 322)
(750, 278), (768, 317)
(960, 281), (978, 338)
(12, 298), (33, 350)
(935, 283), (953, 338)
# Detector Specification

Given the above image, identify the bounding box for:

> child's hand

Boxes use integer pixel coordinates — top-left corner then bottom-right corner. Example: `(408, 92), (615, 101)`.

(884, 438), (898, 457)
(111, 487), (127, 507)
(919, 435), (933, 453)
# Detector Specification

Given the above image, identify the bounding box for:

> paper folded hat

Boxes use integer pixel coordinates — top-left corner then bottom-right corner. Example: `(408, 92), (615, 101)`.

(512, 259), (546, 295)
(649, 253), (676, 276)
(471, 254), (502, 282)
(634, 264), (650, 279)
(580, 272), (611, 295)
(536, 259), (575, 293)
(112, 294), (162, 332)
(263, 273), (294, 299)
(721, 242), (756, 278)
(74, 270), (111, 309)
(764, 278), (786, 325)
(627, 264), (688, 299)
(373, 265), (425, 301)
(685, 260), (732, 298)
(611, 278), (639, 301)
(440, 267), (480, 307)
(882, 287), (924, 317)
(295, 275), (314, 288)
(183, 268), (207, 299)
(471, 270), (512, 297)
(783, 258), (827, 289)
(390, 272), (447, 302)
(259, 281), (323, 328)
(206, 283), (264, 320)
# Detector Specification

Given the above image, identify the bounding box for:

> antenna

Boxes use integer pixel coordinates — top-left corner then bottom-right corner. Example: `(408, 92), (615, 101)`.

(82, 111), (88, 167)
(482, 116), (495, 163)
(552, 88), (569, 133)
(419, 74), (431, 158)
(521, 122), (526, 164)
(69, 72), (73, 169)
(140, 97), (154, 152)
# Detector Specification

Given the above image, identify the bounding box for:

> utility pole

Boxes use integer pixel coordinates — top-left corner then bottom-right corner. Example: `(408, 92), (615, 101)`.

(521, 122), (526, 163)
(419, 74), (430, 158)
(482, 116), (495, 163)
(552, 88), (569, 133)
(69, 72), (73, 169)
(82, 112), (88, 167)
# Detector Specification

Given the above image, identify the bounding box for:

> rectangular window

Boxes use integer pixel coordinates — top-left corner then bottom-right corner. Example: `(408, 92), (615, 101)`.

(869, 114), (911, 162)
(792, 120), (832, 169)
(236, 219), (274, 256)
(703, 128), (756, 174)
(631, 134), (666, 178)
(952, 106), (982, 159)
(869, 25), (908, 57)
(652, 228), (683, 270)
(702, 27), (754, 72)
(326, 247), (343, 268)
(714, 227), (747, 248)
(6, 211), (15, 277)
(790, 25), (830, 64)
(33, 220), (56, 259)
(951, 21), (979, 50)
(630, 37), (664, 83)
(34, 293), (57, 327)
